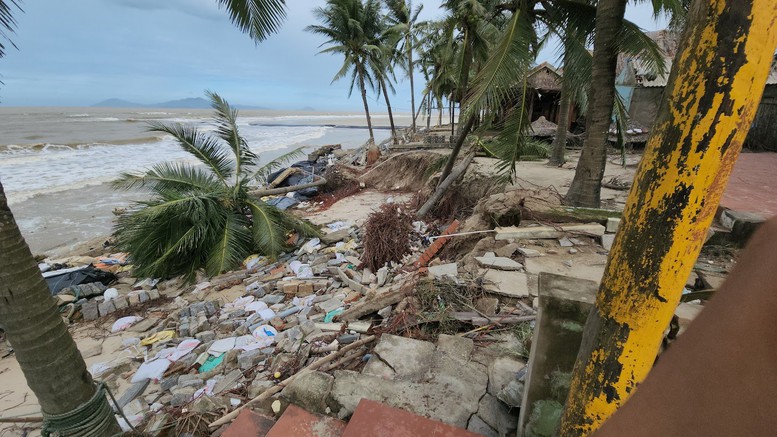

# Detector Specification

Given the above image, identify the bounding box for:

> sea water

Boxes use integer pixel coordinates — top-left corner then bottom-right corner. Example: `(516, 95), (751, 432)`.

(0, 107), (406, 254)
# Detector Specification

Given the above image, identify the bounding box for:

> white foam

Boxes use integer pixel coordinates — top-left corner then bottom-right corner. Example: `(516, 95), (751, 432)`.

(1, 120), (332, 205)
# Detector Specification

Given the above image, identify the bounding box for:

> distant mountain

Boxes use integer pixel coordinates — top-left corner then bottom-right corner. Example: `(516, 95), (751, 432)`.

(92, 97), (269, 110)
(92, 98), (144, 108)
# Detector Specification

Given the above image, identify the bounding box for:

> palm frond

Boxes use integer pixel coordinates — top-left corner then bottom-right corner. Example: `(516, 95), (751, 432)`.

(618, 19), (667, 76)
(246, 199), (288, 256)
(112, 162), (225, 193)
(461, 9), (535, 120)
(0, 0), (21, 58)
(612, 91), (630, 167)
(147, 121), (234, 184)
(207, 90), (258, 176)
(216, 0), (286, 43)
(205, 211), (253, 276)
(478, 87), (532, 180)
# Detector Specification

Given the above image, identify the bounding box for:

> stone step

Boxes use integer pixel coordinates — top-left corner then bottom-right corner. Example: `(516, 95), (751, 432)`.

(266, 404), (347, 437)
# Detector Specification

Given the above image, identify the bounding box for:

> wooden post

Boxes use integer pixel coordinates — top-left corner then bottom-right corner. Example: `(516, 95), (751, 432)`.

(559, 0), (777, 435)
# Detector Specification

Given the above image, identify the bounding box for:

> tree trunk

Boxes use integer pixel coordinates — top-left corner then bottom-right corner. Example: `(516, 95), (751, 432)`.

(427, 94), (432, 129)
(549, 86), (571, 166)
(437, 97), (443, 127)
(449, 99), (454, 137)
(0, 181), (120, 432)
(379, 77), (398, 145)
(407, 35), (417, 132)
(560, 0), (777, 434)
(357, 61), (375, 143)
(418, 151), (476, 218)
(564, 0), (626, 207)
(437, 114), (476, 186)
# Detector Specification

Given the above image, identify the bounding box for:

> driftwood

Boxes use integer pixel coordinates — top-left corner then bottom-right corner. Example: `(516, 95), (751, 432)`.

(209, 335), (376, 428)
(451, 312), (536, 326)
(248, 176), (327, 197)
(336, 285), (410, 321)
(269, 167), (301, 188)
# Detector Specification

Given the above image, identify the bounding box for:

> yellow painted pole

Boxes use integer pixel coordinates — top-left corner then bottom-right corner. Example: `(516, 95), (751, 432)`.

(559, 0), (777, 435)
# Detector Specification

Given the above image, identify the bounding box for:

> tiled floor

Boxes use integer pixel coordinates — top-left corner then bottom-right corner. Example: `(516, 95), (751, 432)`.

(721, 152), (777, 218)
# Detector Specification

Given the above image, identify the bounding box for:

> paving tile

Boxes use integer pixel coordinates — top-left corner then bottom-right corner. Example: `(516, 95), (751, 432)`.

(266, 404), (346, 437)
(722, 153), (777, 218)
(222, 409), (275, 437)
(342, 399), (480, 437)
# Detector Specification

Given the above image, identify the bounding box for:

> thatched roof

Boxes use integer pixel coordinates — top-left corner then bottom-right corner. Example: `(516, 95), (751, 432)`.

(527, 62), (562, 91)
(530, 116), (562, 137)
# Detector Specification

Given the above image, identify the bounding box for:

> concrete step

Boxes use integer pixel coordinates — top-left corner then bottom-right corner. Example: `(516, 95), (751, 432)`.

(342, 399), (480, 437)
(266, 404), (346, 437)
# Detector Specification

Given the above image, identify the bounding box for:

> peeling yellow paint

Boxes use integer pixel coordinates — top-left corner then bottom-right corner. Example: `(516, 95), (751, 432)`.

(560, 1), (777, 435)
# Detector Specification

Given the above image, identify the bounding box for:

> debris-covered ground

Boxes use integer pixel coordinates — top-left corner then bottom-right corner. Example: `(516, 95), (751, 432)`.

(0, 137), (738, 436)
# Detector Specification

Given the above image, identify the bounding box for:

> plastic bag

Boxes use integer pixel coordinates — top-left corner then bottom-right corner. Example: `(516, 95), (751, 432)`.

(131, 358), (171, 383)
(111, 316), (143, 333)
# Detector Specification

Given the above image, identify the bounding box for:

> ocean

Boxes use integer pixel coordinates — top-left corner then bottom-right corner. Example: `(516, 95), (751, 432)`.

(1, 107), (406, 255)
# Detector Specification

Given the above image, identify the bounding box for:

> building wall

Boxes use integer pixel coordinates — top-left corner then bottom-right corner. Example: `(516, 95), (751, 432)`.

(745, 85), (777, 151)
(628, 87), (665, 127)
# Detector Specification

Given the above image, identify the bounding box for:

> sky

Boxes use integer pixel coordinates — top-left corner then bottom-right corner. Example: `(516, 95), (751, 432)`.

(0, 0), (666, 111)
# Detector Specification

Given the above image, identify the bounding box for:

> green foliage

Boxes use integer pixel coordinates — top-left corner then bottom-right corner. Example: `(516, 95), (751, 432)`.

(0, 0), (20, 58)
(216, 0), (286, 43)
(113, 92), (320, 282)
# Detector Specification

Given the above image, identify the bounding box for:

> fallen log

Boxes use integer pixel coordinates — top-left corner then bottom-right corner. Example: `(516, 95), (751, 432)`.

(248, 176), (327, 197)
(209, 335), (377, 428)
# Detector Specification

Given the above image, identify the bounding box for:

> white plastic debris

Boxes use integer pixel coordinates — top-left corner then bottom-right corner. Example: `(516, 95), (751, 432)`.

(111, 316), (143, 333)
(131, 358), (171, 383)
(207, 337), (237, 356)
(103, 288), (119, 301)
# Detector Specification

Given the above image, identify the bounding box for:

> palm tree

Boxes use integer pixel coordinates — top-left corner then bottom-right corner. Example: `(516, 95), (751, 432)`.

(385, 0), (423, 131)
(114, 92), (319, 282)
(564, 0), (685, 206)
(307, 0), (383, 144)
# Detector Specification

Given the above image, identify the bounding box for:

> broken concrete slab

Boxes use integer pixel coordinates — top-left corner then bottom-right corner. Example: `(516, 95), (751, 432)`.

(477, 393), (518, 436)
(475, 252), (523, 271)
(468, 414), (498, 437)
(329, 370), (484, 428)
(436, 334), (473, 363)
(372, 334), (435, 380)
(495, 223), (606, 241)
(344, 399), (481, 437)
(428, 263), (458, 279)
(606, 217), (621, 233)
(282, 371), (334, 414)
(601, 234), (615, 251)
(482, 270), (530, 298)
(517, 247), (542, 258)
(475, 297), (499, 316)
(488, 356), (526, 396)
(494, 243), (521, 258)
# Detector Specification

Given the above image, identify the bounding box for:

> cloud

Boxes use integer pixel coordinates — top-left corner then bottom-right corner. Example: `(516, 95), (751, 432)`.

(110, 0), (222, 21)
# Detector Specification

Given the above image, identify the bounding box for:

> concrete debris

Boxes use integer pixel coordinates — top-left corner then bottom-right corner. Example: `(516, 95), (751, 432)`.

(495, 223), (606, 240)
(475, 252), (524, 271)
(428, 263), (458, 279)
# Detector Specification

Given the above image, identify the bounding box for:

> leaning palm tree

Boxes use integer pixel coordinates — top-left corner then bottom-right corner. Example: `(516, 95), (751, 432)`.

(114, 92), (319, 282)
(307, 0), (383, 144)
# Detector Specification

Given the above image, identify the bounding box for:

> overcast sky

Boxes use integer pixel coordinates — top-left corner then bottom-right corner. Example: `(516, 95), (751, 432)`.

(0, 0), (666, 111)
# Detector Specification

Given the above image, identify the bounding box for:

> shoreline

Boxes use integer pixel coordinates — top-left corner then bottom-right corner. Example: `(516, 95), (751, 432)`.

(13, 125), (393, 256)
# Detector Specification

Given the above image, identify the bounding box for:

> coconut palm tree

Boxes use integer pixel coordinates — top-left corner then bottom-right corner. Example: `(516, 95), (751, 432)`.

(385, 0), (423, 131)
(564, 0), (684, 207)
(307, 0), (383, 144)
(114, 92), (319, 282)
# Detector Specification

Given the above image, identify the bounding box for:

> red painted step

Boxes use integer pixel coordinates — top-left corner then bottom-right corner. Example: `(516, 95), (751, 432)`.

(220, 409), (276, 437)
(266, 404), (347, 437)
(342, 399), (481, 437)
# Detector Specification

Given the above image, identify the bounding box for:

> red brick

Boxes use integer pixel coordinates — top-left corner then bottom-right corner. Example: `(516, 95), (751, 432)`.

(266, 404), (346, 437)
(342, 399), (479, 437)
(221, 409), (275, 437)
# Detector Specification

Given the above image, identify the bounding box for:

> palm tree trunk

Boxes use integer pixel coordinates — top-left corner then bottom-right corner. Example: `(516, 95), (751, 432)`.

(0, 181), (120, 432)
(356, 62), (375, 143)
(449, 99), (454, 137)
(407, 36), (417, 132)
(437, 114), (476, 186)
(564, 0), (627, 207)
(438, 97), (443, 126)
(379, 77), (398, 144)
(549, 87), (571, 166)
